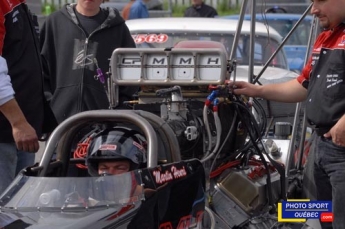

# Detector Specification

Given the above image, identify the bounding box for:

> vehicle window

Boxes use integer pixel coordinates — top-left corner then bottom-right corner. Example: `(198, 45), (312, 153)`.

(257, 19), (311, 45)
(131, 33), (288, 69)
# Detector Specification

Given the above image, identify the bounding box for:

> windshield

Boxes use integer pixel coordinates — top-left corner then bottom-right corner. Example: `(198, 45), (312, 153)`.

(0, 171), (143, 210)
(131, 32), (288, 69)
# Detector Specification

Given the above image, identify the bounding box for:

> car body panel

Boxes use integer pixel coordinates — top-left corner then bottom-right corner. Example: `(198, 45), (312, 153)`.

(125, 17), (298, 82)
(125, 17), (283, 40)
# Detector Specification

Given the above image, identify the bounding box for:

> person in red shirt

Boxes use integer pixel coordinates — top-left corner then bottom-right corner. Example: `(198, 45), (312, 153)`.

(231, 0), (345, 228)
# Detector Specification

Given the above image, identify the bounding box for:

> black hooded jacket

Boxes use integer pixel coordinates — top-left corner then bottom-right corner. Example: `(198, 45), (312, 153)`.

(40, 4), (137, 123)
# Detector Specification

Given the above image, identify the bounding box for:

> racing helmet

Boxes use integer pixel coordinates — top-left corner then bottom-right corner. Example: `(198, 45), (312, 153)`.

(86, 127), (147, 176)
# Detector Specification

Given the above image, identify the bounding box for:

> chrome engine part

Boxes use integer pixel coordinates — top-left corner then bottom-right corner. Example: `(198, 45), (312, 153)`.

(210, 166), (281, 228)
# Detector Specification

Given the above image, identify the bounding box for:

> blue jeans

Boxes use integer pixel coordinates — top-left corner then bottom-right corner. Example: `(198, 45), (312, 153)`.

(314, 136), (345, 229)
(0, 143), (35, 195)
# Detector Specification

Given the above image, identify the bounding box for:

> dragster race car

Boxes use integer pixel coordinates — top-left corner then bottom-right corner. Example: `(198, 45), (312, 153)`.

(0, 42), (315, 228)
(0, 1), (319, 226)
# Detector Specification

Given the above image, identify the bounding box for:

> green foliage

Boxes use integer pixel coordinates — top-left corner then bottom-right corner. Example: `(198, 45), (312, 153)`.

(217, 0), (229, 12)
(217, 1), (241, 16)
(171, 4), (188, 17)
(42, 3), (56, 15)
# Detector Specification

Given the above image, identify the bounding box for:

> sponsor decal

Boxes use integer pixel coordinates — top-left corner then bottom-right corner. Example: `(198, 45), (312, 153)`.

(326, 74), (343, 89)
(152, 165), (187, 184)
(99, 144), (117, 150)
(132, 34), (169, 44)
(159, 212), (204, 229)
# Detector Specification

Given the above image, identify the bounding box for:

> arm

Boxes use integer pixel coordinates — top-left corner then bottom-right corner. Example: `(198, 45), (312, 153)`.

(140, 4), (149, 18)
(0, 99), (39, 152)
(324, 115), (345, 146)
(130, 2), (149, 19)
(0, 57), (39, 152)
(232, 78), (307, 103)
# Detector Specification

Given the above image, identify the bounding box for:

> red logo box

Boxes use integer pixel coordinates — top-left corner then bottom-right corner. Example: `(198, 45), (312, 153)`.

(320, 212), (333, 222)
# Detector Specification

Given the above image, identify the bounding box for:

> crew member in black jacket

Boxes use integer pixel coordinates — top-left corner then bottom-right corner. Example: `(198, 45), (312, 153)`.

(0, 0), (53, 193)
(40, 0), (138, 124)
(184, 0), (218, 18)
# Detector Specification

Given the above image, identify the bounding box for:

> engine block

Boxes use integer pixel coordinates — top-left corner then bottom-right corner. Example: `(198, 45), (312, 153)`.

(210, 166), (282, 227)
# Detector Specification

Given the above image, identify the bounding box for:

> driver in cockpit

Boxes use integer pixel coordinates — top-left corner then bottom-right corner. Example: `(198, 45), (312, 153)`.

(86, 127), (147, 177)
(38, 127), (147, 209)
(64, 127), (147, 207)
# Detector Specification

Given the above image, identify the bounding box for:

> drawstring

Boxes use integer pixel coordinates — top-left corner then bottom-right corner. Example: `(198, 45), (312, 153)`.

(93, 58), (111, 106)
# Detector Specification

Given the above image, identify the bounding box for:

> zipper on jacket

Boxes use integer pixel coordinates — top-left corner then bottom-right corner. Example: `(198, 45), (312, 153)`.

(78, 38), (90, 113)
(65, 3), (92, 113)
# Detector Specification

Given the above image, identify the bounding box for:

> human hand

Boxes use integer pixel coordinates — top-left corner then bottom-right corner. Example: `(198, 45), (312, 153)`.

(12, 122), (39, 152)
(228, 81), (261, 97)
(324, 115), (345, 147)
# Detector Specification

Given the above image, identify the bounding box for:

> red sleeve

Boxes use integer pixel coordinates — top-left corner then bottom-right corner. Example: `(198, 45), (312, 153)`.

(296, 57), (312, 84)
(296, 31), (327, 85)
(0, 0), (25, 55)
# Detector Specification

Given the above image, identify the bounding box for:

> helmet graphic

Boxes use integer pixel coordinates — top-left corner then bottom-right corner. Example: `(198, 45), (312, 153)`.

(86, 127), (147, 176)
